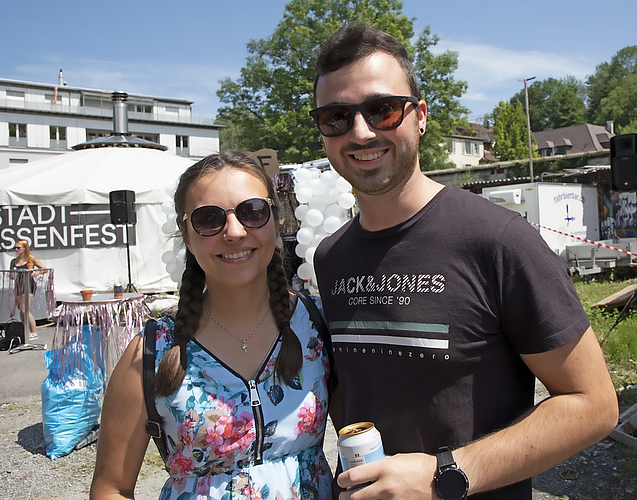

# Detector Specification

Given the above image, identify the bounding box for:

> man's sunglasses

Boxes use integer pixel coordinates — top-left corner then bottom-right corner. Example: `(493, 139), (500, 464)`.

(182, 197), (273, 237)
(309, 95), (419, 138)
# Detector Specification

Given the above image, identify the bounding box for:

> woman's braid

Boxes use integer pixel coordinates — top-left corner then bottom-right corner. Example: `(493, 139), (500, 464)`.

(268, 247), (302, 384)
(155, 250), (206, 396)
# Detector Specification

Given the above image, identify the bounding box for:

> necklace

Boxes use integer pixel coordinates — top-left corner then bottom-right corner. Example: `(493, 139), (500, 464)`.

(203, 302), (269, 353)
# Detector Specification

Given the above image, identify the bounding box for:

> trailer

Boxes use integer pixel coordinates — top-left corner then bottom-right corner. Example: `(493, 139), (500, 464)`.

(482, 182), (636, 275)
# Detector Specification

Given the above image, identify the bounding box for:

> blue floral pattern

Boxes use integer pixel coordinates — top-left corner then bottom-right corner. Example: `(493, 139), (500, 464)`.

(154, 297), (332, 499)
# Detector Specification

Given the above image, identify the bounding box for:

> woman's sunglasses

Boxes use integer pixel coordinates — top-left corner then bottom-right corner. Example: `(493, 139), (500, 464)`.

(309, 95), (419, 138)
(182, 197), (273, 237)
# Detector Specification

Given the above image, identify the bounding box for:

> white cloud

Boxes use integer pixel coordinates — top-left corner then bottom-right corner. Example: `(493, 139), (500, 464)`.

(433, 39), (596, 117)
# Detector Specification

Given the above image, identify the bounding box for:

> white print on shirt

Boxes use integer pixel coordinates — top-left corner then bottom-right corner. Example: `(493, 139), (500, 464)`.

(334, 344), (451, 360)
(330, 273), (445, 296)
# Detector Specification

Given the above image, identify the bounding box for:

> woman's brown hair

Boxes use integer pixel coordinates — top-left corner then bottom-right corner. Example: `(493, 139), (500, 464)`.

(154, 151), (302, 397)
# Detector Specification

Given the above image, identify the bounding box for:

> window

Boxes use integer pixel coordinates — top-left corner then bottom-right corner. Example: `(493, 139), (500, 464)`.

(176, 135), (189, 155)
(132, 133), (159, 143)
(8, 123), (27, 147)
(86, 129), (111, 140)
(50, 126), (67, 149)
(9, 158), (28, 164)
(45, 94), (62, 105)
(166, 106), (179, 114)
(6, 90), (25, 100)
(129, 103), (153, 114)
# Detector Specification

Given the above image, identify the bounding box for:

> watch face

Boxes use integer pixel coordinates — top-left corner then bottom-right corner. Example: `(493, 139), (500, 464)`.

(438, 468), (468, 500)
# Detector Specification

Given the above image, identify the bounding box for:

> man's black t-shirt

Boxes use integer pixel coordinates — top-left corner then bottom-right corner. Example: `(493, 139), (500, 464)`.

(315, 186), (590, 499)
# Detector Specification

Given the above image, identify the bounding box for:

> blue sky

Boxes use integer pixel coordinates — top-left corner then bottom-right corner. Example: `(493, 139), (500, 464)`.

(3, 0), (636, 123)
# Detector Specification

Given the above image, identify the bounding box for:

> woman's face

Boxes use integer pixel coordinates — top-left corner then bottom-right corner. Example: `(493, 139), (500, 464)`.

(181, 168), (277, 292)
(14, 244), (24, 256)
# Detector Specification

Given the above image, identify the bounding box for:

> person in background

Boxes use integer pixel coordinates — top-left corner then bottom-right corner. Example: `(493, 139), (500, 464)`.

(10, 240), (45, 341)
(90, 151), (333, 500)
(311, 22), (618, 500)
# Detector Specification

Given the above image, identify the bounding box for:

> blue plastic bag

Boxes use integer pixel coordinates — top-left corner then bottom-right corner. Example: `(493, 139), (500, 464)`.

(41, 326), (105, 459)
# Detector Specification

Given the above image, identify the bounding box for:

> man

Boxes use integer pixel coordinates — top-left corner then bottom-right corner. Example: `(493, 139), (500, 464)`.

(311, 22), (618, 500)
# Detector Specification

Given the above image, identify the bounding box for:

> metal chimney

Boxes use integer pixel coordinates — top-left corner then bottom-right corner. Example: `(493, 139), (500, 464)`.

(112, 91), (129, 135)
(72, 90), (167, 151)
(58, 69), (66, 86)
(606, 120), (615, 135)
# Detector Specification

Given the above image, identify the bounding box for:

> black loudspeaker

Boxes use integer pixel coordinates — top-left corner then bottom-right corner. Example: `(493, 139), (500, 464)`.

(611, 133), (637, 191)
(109, 190), (137, 224)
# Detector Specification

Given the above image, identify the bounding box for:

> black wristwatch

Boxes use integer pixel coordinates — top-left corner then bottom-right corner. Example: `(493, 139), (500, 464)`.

(435, 446), (469, 500)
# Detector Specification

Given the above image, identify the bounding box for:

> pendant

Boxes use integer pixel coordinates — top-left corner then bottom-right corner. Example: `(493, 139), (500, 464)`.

(241, 341), (248, 353)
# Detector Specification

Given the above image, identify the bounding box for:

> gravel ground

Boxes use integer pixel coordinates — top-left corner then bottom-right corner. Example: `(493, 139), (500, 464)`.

(1, 322), (636, 499)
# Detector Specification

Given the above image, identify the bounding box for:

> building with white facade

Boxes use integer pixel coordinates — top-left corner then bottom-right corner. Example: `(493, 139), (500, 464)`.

(444, 123), (496, 168)
(0, 71), (222, 169)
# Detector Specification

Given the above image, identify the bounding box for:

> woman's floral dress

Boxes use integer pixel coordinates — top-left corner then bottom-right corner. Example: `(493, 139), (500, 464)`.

(154, 297), (332, 500)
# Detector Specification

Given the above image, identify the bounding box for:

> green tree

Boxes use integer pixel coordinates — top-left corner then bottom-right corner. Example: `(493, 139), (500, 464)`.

(586, 45), (637, 125)
(600, 74), (637, 131)
(510, 76), (586, 132)
(215, 0), (467, 167)
(414, 26), (469, 171)
(491, 101), (538, 161)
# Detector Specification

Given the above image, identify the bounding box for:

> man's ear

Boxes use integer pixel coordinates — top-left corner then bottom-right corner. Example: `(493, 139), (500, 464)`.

(418, 100), (427, 136)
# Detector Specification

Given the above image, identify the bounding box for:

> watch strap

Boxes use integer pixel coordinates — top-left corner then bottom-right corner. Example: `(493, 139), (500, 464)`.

(436, 446), (456, 471)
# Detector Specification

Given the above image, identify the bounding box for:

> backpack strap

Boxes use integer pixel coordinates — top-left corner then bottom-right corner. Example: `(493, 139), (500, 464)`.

(296, 290), (338, 397)
(142, 319), (168, 464)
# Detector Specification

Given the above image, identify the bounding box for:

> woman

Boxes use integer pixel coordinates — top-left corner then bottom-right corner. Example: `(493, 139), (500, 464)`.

(91, 151), (333, 500)
(10, 240), (45, 340)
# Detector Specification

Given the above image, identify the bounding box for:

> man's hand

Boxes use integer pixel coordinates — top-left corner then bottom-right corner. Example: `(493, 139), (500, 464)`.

(338, 453), (438, 500)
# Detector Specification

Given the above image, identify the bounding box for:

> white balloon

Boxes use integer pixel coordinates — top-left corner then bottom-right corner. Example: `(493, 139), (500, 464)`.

(162, 221), (177, 234)
(324, 216), (342, 234)
(326, 204), (345, 218)
(320, 170), (336, 187)
(295, 243), (310, 258)
(161, 251), (175, 264)
(296, 186), (313, 203)
(164, 185), (175, 196)
(297, 262), (314, 280)
(295, 204), (310, 221)
(338, 191), (356, 209)
(309, 179), (325, 196)
(312, 233), (326, 246)
(323, 189), (339, 204)
(170, 269), (182, 283)
(308, 196), (327, 212)
(177, 248), (186, 260)
(161, 201), (174, 214)
(294, 167), (313, 184)
(305, 246), (316, 263)
(336, 176), (352, 192)
(166, 261), (178, 273)
(296, 227), (314, 245)
(305, 209), (324, 227)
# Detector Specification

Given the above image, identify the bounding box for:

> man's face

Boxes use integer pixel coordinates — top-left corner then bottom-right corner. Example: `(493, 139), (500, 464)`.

(314, 51), (427, 196)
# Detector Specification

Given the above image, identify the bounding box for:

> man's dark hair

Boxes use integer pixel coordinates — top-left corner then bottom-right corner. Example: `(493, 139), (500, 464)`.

(313, 22), (421, 103)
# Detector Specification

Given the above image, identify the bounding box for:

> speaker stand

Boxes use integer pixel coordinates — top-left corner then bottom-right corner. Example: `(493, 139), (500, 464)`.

(124, 223), (137, 293)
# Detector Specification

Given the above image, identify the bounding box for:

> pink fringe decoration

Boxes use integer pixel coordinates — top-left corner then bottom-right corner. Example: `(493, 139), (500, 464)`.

(52, 295), (145, 383)
(1, 268), (56, 319)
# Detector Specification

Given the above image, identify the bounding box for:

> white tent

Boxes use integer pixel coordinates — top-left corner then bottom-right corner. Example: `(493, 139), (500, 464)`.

(0, 147), (195, 300)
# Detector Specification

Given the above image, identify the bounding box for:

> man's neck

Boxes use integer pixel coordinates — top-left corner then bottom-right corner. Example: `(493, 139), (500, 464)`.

(356, 171), (444, 232)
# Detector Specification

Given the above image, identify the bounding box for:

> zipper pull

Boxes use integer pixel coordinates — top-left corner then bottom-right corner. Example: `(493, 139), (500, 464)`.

(249, 380), (261, 407)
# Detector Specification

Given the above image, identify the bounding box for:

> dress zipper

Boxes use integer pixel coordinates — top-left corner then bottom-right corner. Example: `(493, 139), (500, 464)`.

(248, 379), (264, 464)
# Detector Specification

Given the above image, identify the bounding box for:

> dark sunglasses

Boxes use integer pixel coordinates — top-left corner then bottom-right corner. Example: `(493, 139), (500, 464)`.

(182, 197), (273, 237)
(309, 95), (419, 138)
(14, 247), (22, 251)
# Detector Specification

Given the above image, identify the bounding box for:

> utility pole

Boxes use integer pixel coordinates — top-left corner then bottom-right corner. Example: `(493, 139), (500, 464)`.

(519, 77), (536, 182)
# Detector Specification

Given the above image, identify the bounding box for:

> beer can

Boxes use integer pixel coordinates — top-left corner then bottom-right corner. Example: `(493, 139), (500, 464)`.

(337, 422), (385, 471)
(113, 283), (123, 298)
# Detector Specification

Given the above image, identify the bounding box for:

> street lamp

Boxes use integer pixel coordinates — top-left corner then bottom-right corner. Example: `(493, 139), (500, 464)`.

(519, 76), (536, 182)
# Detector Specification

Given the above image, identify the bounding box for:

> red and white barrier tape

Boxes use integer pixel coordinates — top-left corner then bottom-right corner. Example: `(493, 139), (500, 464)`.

(528, 221), (637, 258)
